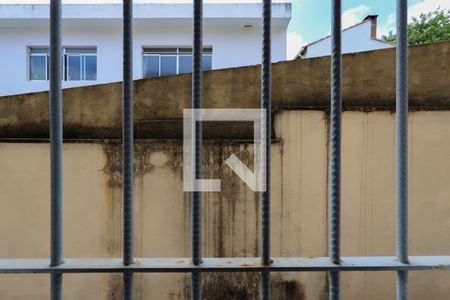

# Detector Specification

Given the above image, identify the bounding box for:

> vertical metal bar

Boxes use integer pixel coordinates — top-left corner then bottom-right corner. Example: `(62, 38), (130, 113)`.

(49, 0), (63, 299)
(261, 0), (272, 299)
(396, 0), (409, 299)
(122, 0), (134, 299)
(329, 0), (342, 299)
(192, 0), (203, 299)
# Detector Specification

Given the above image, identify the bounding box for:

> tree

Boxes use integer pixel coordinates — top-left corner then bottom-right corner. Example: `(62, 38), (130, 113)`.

(382, 8), (450, 45)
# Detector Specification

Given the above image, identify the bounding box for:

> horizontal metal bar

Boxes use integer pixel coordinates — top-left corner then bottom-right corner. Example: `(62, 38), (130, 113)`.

(0, 257), (449, 274)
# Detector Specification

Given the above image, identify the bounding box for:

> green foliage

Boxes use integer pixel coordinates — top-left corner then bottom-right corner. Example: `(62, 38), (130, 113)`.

(382, 8), (450, 45)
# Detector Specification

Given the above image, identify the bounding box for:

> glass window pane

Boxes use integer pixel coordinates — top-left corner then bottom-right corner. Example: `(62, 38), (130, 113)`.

(30, 55), (47, 80)
(83, 56), (97, 80)
(179, 55), (192, 74)
(143, 56), (159, 78)
(203, 55), (212, 71)
(67, 55), (81, 81)
(161, 56), (177, 76)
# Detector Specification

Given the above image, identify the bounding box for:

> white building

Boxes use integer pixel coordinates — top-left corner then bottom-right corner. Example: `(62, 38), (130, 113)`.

(0, 1), (291, 96)
(299, 15), (393, 59)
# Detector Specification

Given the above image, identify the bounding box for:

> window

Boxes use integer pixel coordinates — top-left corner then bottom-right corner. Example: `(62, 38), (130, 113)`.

(143, 47), (212, 78)
(29, 48), (49, 81)
(65, 48), (97, 81)
(28, 47), (97, 81)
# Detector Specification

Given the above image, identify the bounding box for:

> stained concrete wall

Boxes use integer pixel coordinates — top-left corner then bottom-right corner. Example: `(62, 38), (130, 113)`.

(0, 41), (449, 140)
(0, 42), (449, 299)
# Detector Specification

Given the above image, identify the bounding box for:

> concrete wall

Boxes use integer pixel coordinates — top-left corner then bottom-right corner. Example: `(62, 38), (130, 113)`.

(0, 42), (449, 299)
(304, 20), (393, 58)
(0, 42), (448, 140)
(0, 110), (449, 299)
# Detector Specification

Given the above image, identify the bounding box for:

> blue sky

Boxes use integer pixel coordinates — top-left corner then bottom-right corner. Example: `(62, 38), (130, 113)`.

(287, 0), (450, 58)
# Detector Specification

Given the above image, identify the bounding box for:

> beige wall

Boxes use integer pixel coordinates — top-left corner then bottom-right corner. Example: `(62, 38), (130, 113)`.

(0, 110), (449, 299)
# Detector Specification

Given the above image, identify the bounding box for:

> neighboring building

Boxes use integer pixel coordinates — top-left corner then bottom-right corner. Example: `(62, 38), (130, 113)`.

(298, 15), (393, 59)
(0, 1), (291, 96)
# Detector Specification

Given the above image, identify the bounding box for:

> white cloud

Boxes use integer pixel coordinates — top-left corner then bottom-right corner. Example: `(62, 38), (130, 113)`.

(409, 0), (450, 20)
(380, 0), (450, 37)
(379, 13), (395, 37)
(286, 31), (303, 60)
(342, 4), (370, 29)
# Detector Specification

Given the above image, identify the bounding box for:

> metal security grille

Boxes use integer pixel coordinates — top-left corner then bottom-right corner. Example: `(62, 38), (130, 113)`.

(0, 1), (449, 300)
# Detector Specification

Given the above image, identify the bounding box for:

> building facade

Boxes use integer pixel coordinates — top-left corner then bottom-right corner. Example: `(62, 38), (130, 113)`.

(299, 15), (393, 59)
(0, 1), (291, 96)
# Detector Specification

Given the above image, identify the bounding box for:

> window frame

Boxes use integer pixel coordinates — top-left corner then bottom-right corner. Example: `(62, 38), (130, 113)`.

(142, 47), (212, 78)
(64, 47), (97, 81)
(27, 46), (97, 82)
(28, 47), (49, 82)
(81, 55), (98, 81)
(66, 54), (82, 81)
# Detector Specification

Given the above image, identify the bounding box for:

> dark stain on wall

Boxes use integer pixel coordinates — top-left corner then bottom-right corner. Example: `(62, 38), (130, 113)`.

(101, 141), (184, 187)
(102, 143), (123, 188)
(101, 141), (304, 299)
(272, 277), (306, 300)
(203, 273), (260, 300)
(107, 274), (123, 300)
(101, 141), (185, 299)
(200, 273), (306, 300)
